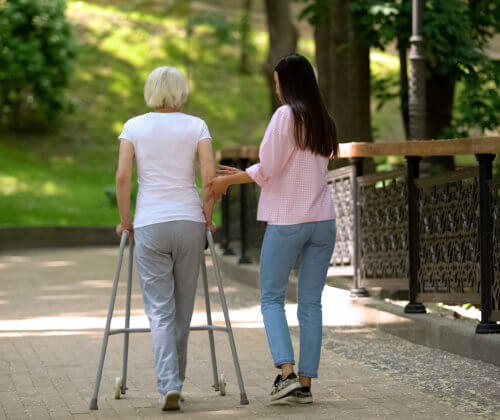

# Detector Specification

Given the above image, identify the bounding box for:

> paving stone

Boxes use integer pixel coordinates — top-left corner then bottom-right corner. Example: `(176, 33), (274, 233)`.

(0, 247), (497, 419)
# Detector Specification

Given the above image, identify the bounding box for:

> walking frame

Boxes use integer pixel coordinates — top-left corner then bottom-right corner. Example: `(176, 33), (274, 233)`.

(89, 230), (249, 410)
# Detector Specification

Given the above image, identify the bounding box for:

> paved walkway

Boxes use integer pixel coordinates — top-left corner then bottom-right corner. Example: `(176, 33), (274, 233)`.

(0, 246), (499, 419)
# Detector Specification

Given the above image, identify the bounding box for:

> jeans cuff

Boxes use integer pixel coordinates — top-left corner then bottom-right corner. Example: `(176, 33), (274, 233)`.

(273, 359), (295, 369)
(298, 371), (317, 378)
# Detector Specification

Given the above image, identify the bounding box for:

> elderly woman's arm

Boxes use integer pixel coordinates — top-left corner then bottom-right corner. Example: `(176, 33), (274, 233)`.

(115, 140), (135, 236)
(198, 138), (217, 232)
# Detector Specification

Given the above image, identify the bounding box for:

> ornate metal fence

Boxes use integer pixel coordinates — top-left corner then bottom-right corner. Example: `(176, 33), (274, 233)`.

(357, 170), (408, 288)
(491, 179), (500, 322)
(328, 166), (355, 276)
(217, 138), (500, 333)
(416, 169), (480, 304)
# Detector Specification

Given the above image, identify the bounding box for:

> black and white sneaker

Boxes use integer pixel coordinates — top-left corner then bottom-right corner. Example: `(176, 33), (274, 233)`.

(270, 373), (301, 401)
(287, 386), (313, 404)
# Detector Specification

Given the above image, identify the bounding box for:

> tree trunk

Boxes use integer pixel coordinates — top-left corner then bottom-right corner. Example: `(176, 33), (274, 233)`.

(263, 0), (298, 113)
(314, 0), (372, 143)
(239, 0), (252, 75)
(399, 47), (410, 139)
(423, 71), (456, 171)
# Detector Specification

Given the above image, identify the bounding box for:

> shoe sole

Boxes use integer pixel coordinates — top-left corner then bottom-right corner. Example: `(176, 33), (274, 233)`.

(162, 393), (180, 411)
(287, 395), (313, 404)
(270, 381), (301, 401)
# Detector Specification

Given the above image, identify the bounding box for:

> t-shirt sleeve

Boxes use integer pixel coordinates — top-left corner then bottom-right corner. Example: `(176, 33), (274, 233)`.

(118, 120), (136, 147)
(198, 120), (212, 143)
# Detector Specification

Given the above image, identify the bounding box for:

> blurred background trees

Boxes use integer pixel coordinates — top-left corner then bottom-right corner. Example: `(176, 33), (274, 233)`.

(0, 0), (498, 226)
(0, 0), (75, 130)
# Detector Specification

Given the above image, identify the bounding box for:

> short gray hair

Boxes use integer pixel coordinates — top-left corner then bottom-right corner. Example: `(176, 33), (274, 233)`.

(144, 66), (189, 109)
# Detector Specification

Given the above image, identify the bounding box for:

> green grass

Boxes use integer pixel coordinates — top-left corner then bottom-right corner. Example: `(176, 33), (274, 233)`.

(2, 0), (475, 227)
(1, 0), (268, 226)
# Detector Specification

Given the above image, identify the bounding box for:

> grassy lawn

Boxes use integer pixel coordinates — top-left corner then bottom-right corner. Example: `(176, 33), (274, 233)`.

(2, 0), (485, 228)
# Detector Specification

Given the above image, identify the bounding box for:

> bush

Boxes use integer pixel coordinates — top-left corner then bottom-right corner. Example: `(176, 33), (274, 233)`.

(0, 0), (75, 129)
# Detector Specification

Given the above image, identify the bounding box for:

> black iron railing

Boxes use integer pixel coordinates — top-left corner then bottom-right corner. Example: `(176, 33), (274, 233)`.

(216, 138), (500, 334)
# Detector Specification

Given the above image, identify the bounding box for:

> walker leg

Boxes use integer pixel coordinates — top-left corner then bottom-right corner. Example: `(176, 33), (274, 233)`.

(206, 231), (249, 405)
(201, 257), (220, 391)
(90, 231), (129, 410)
(121, 237), (134, 395)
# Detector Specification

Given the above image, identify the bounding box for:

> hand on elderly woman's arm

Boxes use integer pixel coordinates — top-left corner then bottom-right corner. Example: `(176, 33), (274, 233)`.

(116, 139), (135, 236)
(208, 171), (254, 197)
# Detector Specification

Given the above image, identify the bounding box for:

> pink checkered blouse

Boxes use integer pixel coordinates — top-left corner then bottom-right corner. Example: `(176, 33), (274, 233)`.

(246, 105), (336, 225)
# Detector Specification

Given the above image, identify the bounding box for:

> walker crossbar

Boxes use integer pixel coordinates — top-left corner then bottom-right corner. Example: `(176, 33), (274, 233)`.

(89, 230), (249, 410)
(108, 325), (229, 336)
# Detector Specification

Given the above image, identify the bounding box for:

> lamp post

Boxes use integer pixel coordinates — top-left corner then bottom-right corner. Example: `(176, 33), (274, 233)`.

(409, 0), (426, 140)
(404, 0), (427, 314)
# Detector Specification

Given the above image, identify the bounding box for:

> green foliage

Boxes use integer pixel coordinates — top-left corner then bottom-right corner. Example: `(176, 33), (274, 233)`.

(371, 72), (399, 111)
(345, 0), (500, 138)
(187, 13), (238, 45)
(0, 0), (264, 226)
(442, 60), (500, 138)
(295, 0), (330, 25)
(0, 0), (76, 129)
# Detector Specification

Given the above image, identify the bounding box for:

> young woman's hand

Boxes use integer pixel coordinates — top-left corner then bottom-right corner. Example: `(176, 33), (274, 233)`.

(208, 176), (230, 197)
(116, 221), (134, 237)
(217, 165), (243, 176)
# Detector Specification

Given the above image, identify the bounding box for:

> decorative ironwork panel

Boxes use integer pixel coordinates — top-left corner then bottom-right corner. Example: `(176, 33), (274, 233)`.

(491, 179), (500, 321)
(358, 170), (408, 283)
(328, 166), (355, 274)
(416, 169), (480, 300)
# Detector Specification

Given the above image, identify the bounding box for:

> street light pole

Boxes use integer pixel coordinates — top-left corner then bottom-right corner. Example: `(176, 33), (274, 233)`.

(404, 0), (427, 315)
(409, 0), (426, 140)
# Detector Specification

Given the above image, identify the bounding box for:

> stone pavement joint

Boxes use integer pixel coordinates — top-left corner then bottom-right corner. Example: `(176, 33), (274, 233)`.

(0, 247), (498, 419)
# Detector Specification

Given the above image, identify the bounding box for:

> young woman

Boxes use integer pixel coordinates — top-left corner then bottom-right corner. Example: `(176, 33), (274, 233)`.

(115, 66), (216, 411)
(209, 53), (338, 404)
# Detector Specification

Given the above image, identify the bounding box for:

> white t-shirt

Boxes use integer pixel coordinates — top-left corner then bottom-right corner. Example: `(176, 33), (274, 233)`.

(118, 112), (211, 229)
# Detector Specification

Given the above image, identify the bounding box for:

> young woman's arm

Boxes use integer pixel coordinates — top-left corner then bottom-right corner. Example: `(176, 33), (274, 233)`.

(209, 107), (293, 196)
(116, 140), (135, 235)
(209, 171), (253, 196)
(198, 138), (217, 232)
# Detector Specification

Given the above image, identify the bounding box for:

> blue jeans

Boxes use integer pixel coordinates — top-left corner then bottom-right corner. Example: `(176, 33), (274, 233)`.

(260, 220), (336, 378)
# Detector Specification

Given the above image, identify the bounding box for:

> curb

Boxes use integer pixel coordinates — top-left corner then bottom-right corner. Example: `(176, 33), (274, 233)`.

(0, 226), (224, 252)
(217, 248), (500, 367)
(0, 227), (119, 252)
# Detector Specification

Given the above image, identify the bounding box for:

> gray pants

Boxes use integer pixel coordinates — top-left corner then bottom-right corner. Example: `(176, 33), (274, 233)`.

(134, 220), (205, 394)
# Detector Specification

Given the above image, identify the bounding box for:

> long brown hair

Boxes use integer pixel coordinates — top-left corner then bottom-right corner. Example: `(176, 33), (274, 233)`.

(274, 54), (338, 158)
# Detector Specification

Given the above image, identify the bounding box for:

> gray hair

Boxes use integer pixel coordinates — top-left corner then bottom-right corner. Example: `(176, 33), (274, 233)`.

(144, 66), (189, 109)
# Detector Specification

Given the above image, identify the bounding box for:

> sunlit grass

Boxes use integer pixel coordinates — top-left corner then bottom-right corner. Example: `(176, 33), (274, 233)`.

(1, 0), (412, 227)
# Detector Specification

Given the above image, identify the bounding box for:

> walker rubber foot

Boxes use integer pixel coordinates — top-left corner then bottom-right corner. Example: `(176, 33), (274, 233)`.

(89, 398), (98, 410)
(240, 393), (249, 405)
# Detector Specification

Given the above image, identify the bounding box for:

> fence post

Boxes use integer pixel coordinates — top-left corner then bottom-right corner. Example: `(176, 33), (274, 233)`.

(221, 159), (235, 256)
(475, 154), (500, 333)
(238, 158), (252, 264)
(349, 158), (369, 298)
(404, 156), (426, 313)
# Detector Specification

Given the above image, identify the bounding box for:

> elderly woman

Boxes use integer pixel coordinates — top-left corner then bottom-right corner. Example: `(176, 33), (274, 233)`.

(115, 66), (216, 411)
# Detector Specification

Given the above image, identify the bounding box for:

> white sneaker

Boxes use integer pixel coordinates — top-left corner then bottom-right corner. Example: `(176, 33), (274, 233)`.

(159, 390), (181, 411)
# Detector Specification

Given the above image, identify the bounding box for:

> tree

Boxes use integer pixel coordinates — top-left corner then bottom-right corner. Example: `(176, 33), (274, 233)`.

(263, 0), (298, 112)
(298, 0), (373, 143)
(239, 0), (253, 74)
(349, 0), (500, 144)
(0, 0), (75, 130)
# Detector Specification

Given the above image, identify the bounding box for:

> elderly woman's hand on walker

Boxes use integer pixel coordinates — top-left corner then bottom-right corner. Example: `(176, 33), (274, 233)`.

(116, 221), (133, 237)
